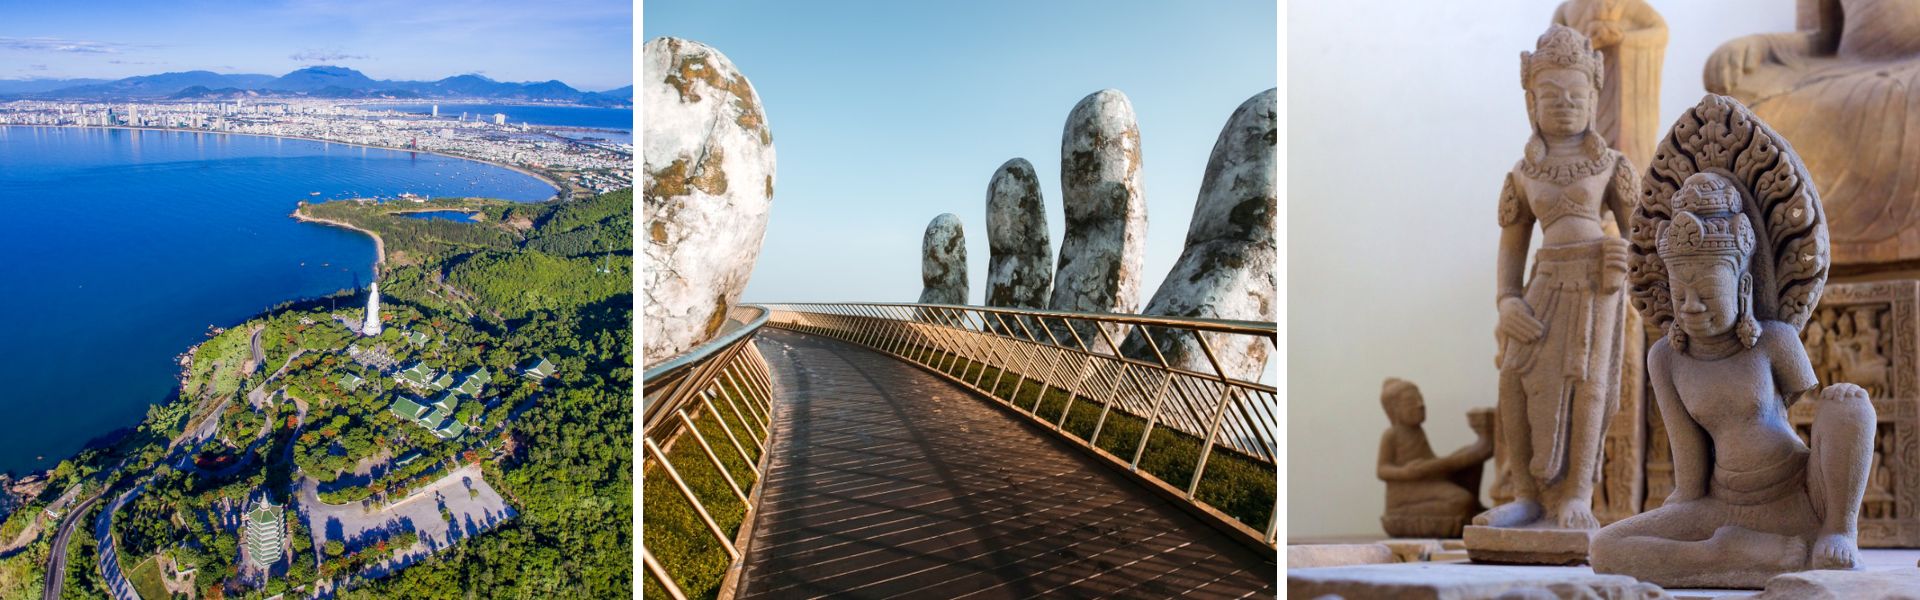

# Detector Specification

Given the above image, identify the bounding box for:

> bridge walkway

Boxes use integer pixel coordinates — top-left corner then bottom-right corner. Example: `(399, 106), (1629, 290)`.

(736, 328), (1275, 599)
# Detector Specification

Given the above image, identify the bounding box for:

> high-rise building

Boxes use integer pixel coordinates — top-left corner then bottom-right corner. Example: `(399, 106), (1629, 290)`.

(363, 281), (383, 336)
(431, 104), (439, 118)
(493, 113), (506, 126)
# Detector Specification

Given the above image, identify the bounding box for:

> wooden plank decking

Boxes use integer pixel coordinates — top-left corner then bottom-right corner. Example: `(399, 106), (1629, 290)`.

(737, 329), (1276, 599)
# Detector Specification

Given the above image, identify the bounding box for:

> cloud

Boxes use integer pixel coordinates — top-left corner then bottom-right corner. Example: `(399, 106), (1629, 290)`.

(290, 49), (369, 62)
(0, 37), (143, 54)
(107, 59), (160, 66)
(29, 64), (47, 71)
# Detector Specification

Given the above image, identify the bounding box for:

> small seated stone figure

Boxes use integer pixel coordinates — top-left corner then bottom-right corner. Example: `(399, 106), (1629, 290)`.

(1593, 95), (1877, 589)
(1377, 378), (1495, 538)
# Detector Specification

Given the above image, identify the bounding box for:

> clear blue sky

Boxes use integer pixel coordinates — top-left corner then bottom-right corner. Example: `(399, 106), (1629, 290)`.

(645, 1), (1277, 306)
(0, 0), (631, 91)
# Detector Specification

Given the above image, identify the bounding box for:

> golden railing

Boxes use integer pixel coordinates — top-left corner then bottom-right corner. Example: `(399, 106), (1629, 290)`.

(759, 302), (1278, 553)
(641, 305), (776, 600)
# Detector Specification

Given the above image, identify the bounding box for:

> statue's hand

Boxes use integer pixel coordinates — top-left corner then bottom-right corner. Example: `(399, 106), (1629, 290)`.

(1585, 20), (1625, 49)
(1498, 297), (1545, 344)
(1600, 246), (1629, 294)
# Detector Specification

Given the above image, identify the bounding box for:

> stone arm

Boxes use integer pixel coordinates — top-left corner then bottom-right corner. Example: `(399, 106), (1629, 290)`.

(1704, 2), (1831, 101)
(1606, 154), (1638, 236)
(1552, 0), (1667, 50)
(1766, 321), (1821, 409)
(1649, 341), (1711, 503)
(1436, 433), (1496, 470)
(1497, 172), (1544, 349)
(1378, 431), (1455, 482)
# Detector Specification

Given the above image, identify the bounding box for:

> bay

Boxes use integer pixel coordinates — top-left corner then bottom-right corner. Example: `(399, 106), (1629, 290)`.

(0, 125), (555, 476)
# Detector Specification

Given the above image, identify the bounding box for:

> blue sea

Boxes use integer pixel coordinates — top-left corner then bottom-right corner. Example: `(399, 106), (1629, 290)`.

(368, 103), (633, 143)
(0, 126), (555, 475)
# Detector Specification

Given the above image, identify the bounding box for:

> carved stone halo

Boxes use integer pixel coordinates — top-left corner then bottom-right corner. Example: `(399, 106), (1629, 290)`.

(1627, 94), (1830, 335)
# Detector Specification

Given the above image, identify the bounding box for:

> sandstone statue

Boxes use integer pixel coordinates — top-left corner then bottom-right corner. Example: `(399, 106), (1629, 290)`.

(919, 213), (968, 305)
(1705, 0), (1920, 268)
(1551, 0), (1667, 525)
(641, 37), (776, 365)
(1589, 94), (1875, 589)
(1050, 89), (1146, 343)
(1378, 378), (1496, 539)
(1120, 89), (1277, 381)
(1466, 26), (1637, 565)
(985, 158), (1052, 309)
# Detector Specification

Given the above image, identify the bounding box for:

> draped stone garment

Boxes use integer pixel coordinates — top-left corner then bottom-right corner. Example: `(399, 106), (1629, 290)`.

(1502, 238), (1630, 483)
(1710, 0), (1920, 266)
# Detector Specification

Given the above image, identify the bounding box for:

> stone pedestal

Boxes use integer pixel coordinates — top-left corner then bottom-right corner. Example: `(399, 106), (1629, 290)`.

(1289, 563), (1667, 599)
(1463, 526), (1591, 566)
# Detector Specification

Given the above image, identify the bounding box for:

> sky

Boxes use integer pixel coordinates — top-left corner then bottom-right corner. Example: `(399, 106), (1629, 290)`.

(0, 0), (632, 91)
(644, 1), (1278, 306)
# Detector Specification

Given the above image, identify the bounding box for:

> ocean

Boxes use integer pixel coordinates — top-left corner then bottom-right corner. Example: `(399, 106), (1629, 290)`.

(0, 125), (555, 475)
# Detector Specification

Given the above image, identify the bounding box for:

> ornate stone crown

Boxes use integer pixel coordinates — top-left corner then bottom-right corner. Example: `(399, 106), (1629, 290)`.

(1657, 173), (1755, 264)
(1522, 25), (1605, 90)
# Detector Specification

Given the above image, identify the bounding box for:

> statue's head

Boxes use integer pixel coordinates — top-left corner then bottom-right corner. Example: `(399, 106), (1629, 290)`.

(1522, 25), (1604, 140)
(1657, 172), (1761, 349)
(1381, 378), (1425, 426)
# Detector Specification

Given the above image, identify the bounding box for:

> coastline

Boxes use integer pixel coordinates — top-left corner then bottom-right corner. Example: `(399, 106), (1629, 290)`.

(290, 210), (386, 272)
(4, 124), (566, 197)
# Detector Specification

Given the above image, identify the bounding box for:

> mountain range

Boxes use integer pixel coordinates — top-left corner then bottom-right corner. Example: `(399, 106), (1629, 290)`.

(0, 66), (631, 107)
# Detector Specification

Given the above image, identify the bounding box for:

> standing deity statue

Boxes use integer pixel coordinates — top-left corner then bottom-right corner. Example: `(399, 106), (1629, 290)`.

(1589, 94), (1876, 589)
(1473, 27), (1637, 556)
(1552, 0), (1667, 525)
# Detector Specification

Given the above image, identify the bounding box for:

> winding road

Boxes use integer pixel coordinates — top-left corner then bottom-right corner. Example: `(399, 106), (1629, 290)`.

(38, 494), (99, 600)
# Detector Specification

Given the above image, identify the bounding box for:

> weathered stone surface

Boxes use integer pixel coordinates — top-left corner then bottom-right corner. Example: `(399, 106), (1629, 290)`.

(1733, 568), (1920, 600)
(1375, 379), (1495, 539)
(1049, 89), (1146, 327)
(1477, 26), (1630, 555)
(642, 37), (776, 365)
(985, 158), (1052, 309)
(1464, 526), (1592, 566)
(1706, 0), (1920, 268)
(1384, 539), (1445, 563)
(1288, 543), (1395, 569)
(1598, 96), (1866, 590)
(1120, 88), (1276, 378)
(1289, 563), (1671, 600)
(918, 213), (967, 305)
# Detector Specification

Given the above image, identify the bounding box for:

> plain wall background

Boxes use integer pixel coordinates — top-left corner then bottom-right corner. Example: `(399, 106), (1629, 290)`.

(1287, 0), (1798, 539)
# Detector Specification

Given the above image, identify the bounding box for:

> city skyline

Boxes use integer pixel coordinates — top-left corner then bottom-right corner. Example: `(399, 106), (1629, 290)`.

(0, 0), (632, 91)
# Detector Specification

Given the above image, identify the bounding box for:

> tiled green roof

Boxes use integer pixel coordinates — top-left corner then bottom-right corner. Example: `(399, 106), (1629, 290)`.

(520, 357), (554, 379)
(433, 419), (464, 440)
(451, 367), (491, 396)
(431, 393), (459, 415)
(336, 372), (366, 392)
(389, 396), (430, 421)
(429, 372), (455, 390)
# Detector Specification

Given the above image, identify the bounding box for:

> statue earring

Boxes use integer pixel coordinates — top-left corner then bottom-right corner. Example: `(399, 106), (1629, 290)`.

(1738, 274), (1761, 348)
